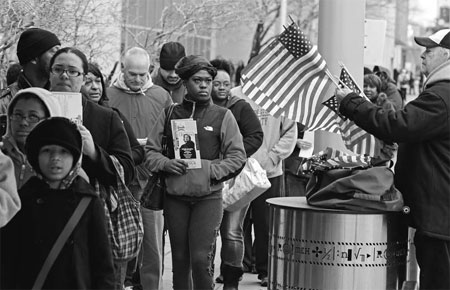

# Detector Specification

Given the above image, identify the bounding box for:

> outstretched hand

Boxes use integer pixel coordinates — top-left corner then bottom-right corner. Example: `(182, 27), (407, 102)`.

(335, 87), (353, 103)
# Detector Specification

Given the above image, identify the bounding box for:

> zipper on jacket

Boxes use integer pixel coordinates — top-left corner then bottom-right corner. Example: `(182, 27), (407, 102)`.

(19, 163), (25, 182)
(190, 102), (196, 119)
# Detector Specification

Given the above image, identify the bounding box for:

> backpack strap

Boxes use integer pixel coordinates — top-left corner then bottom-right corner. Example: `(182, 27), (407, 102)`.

(32, 196), (92, 290)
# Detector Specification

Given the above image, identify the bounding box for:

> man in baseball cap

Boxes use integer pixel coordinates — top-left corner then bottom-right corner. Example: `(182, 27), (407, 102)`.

(414, 28), (450, 76)
(414, 28), (450, 49)
(335, 28), (450, 290)
(0, 28), (61, 114)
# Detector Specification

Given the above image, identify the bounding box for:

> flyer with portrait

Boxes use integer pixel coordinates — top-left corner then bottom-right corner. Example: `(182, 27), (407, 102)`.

(171, 118), (201, 169)
(50, 92), (83, 125)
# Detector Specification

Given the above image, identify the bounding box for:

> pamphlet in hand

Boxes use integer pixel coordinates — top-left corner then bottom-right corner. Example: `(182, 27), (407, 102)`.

(171, 118), (201, 169)
(50, 92), (83, 125)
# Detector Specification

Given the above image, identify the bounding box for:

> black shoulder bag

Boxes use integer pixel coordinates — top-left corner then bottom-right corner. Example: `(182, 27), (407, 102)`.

(140, 104), (176, 210)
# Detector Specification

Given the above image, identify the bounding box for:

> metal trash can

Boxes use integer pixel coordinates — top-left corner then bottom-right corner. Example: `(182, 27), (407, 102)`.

(267, 197), (408, 290)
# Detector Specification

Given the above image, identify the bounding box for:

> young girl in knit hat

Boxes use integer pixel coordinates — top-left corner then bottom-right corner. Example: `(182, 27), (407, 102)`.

(0, 117), (115, 289)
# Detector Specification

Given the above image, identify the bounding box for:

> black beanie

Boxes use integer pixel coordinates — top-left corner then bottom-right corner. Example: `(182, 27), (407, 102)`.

(160, 42), (186, 70)
(25, 117), (82, 173)
(17, 28), (61, 65)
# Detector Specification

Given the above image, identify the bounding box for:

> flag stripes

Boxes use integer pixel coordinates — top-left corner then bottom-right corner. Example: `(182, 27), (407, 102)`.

(241, 23), (333, 125)
(240, 23), (376, 157)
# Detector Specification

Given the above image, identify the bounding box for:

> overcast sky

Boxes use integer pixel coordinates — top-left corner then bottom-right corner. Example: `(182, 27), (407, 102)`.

(410, 0), (438, 25)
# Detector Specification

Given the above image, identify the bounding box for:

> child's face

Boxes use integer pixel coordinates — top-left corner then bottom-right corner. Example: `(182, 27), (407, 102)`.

(10, 98), (48, 148)
(38, 144), (74, 188)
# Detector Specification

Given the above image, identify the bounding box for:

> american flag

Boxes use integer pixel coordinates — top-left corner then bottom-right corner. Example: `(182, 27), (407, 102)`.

(308, 66), (376, 156)
(311, 147), (372, 169)
(241, 22), (333, 125)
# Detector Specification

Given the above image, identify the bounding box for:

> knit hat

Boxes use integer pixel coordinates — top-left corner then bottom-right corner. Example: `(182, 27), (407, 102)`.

(160, 42), (186, 70)
(414, 29), (450, 49)
(175, 55), (217, 80)
(17, 28), (61, 65)
(25, 117), (82, 173)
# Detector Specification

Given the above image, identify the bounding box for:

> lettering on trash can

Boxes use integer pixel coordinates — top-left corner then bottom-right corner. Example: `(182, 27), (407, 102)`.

(270, 234), (408, 267)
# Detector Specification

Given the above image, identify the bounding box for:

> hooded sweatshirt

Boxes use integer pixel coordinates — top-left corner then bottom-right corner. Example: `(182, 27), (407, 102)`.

(339, 60), (450, 240)
(1, 137), (115, 289)
(231, 87), (297, 178)
(1, 87), (62, 188)
(152, 68), (186, 104)
(0, 151), (20, 228)
(107, 73), (172, 138)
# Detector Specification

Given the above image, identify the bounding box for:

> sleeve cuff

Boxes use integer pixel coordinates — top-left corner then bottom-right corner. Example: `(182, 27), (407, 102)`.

(339, 92), (366, 117)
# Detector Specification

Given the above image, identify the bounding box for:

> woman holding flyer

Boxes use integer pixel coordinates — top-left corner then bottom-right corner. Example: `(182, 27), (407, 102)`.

(145, 55), (246, 290)
(48, 47), (134, 188)
(48, 47), (134, 289)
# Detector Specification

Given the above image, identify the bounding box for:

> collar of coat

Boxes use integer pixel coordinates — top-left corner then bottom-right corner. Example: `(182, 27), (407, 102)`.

(424, 60), (450, 87)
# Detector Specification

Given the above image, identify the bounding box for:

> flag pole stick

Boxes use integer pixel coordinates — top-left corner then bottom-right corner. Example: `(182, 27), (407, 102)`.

(324, 69), (341, 88)
(289, 15), (296, 24)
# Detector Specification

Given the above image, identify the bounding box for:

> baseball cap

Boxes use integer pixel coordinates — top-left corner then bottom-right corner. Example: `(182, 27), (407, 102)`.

(414, 29), (450, 49)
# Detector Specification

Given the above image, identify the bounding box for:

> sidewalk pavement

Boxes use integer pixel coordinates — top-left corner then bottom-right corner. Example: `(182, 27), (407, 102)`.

(162, 234), (266, 290)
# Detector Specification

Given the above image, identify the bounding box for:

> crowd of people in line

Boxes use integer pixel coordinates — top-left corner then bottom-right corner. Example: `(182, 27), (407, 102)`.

(0, 27), (297, 290)
(0, 26), (448, 290)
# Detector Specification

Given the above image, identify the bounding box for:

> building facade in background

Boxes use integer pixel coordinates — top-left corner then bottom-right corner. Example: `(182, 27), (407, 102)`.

(121, 0), (211, 62)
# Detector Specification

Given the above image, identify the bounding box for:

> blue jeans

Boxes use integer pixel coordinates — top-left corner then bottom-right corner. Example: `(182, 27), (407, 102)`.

(219, 204), (250, 268)
(165, 194), (222, 290)
(244, 175), (282, 278)
(113, 260), (128, 290)
(140, 208), (164, 290)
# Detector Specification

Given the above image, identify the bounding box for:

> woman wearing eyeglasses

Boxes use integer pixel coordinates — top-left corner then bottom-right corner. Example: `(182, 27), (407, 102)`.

(48, 47), (134, 189)
(48, 47), (134, 289)
(1, 87), (63, 188)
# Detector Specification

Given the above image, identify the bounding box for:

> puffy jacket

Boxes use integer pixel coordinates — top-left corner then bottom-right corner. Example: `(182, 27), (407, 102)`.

(340, 60), (450, 240)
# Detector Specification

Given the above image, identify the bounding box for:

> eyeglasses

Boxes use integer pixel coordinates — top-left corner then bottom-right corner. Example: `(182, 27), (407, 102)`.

(10, 113), (43, 124)
(50, 66), (84, 78)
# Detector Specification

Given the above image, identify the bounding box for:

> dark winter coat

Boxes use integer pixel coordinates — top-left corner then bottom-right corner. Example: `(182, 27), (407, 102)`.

(0, 176), (115, 289)
(224, 95), (263, 157)
(339, 61), (450, 240)
(82, 96), (134, 185)
(382, 82), (403, 110)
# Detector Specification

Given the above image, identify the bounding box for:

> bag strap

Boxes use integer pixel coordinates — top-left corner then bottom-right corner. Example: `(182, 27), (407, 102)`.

(32, 196), (92, 290)
(162, 104), (176, 157)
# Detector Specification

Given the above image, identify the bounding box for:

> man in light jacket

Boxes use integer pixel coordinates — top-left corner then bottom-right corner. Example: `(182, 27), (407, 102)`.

(107, 47), (172, 290)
